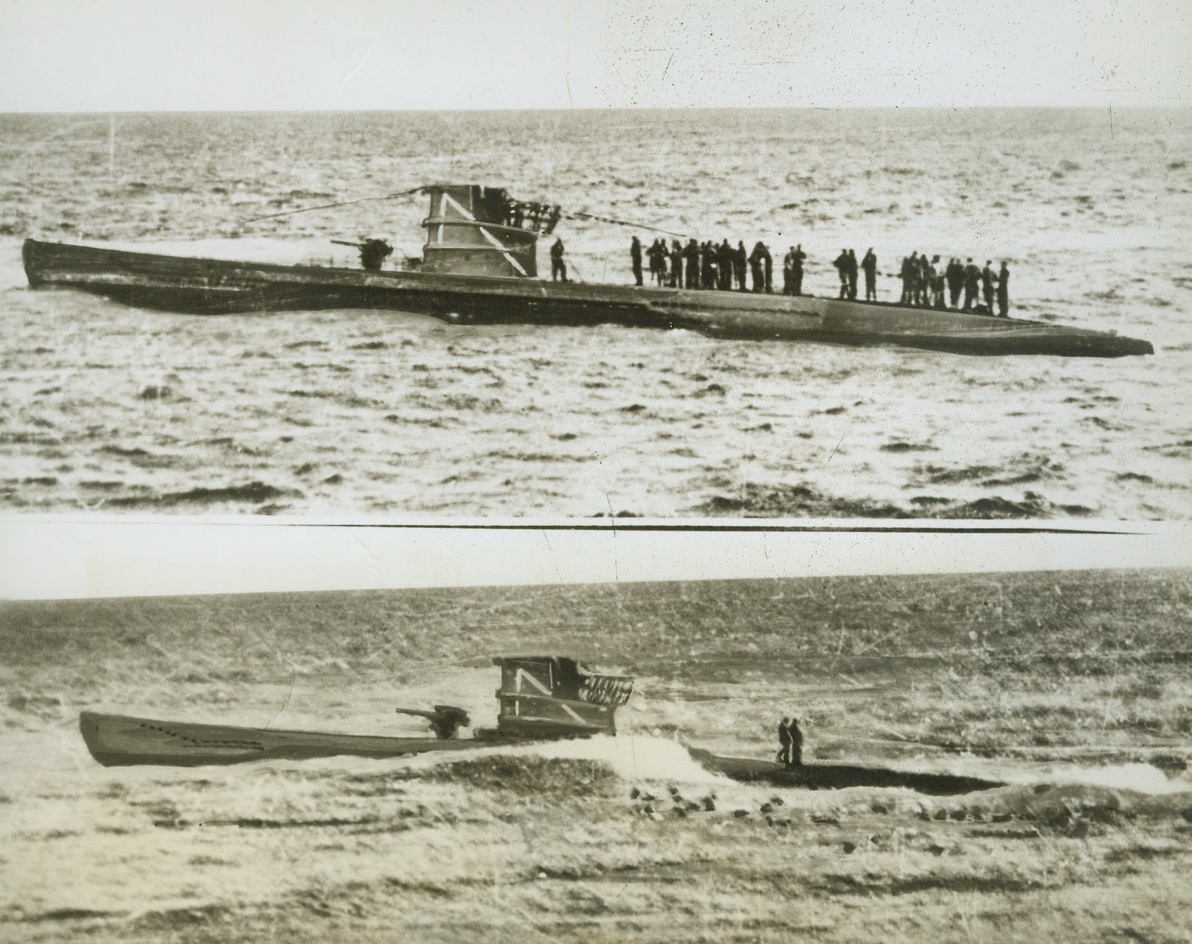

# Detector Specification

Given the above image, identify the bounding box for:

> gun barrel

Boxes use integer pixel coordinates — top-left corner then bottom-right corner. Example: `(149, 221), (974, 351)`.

(394, 707), (437, 720)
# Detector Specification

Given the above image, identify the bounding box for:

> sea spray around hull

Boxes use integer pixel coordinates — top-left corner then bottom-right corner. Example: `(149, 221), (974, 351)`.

(524, 734), (727, 785)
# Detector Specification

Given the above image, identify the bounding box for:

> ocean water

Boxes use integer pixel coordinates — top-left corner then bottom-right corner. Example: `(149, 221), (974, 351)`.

(3, 571), (1191, 938)
(1, 108), (1190, 518)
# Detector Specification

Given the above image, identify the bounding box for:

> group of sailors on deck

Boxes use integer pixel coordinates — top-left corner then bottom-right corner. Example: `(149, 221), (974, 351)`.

(632, 235), (778, 294)
(896, 253), (1011, 318)
(619, 237), (1013, 317)
(831, 250), (1011, 317)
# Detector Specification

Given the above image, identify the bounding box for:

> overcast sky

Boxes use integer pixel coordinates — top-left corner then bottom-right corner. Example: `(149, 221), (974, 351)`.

(2, 0), (1189, 112)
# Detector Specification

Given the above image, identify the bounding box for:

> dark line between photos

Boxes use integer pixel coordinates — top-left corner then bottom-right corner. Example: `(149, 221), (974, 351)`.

(277, 523), (1143, 536)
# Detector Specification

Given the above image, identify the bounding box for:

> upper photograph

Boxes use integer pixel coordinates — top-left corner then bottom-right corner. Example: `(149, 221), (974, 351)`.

(2, 2), (1190, 519)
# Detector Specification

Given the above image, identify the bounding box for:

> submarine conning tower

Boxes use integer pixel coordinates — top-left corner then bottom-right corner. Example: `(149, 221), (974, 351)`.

(491, 656), (634, 739)
(421, 184), (560, 278)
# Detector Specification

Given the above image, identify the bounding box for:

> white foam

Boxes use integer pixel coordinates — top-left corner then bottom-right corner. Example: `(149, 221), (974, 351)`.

(1046, 762), (1191, 796)
(525, 735), (726, 785)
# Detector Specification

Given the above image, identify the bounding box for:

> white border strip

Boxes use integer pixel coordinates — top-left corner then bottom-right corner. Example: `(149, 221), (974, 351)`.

(1, 517), (1188, 600)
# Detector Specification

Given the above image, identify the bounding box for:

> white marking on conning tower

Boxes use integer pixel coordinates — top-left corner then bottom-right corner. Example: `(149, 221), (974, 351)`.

(441, 191), (528, 276)
(514, 668), (585, 723)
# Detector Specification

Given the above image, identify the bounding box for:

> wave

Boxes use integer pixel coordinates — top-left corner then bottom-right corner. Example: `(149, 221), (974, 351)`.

(105, 481), (301, 510)
(692, 482), (1095, 519)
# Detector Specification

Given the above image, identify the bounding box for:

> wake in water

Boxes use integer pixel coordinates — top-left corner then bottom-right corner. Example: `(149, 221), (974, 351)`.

(333, 731), (1192, 804)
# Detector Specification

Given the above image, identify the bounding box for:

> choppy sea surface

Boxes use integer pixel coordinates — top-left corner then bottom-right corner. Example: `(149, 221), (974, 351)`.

(1, 108), (1190, 518)
(3, 571), (1190, 938)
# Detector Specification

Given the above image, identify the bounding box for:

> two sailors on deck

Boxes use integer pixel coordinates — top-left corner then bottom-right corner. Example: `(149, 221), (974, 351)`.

(782, 245), (807, 296)
(834, 249), (859, 300)
(647, 238), (669, 287)
(899, 252), (915, 304)
(778, 717), (803, 767)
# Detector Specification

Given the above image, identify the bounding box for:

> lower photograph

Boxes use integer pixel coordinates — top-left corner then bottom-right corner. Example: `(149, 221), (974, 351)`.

(2, 553), (1191, 943)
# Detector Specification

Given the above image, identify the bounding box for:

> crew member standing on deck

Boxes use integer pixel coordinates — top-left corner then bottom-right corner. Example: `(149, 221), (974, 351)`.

(930, 255), (945, 307)
(789, 718), (804, 767)
(997, 261), (1010, 317)
(917, 253), (931, 306)
(718, 239), (735, 291)
(669, 239), (683, 288)
(702, 241), (718, 289)
(550, 237), (567, 282)
(736, 241), (748, 291)
(947, 258), (963, 308)
(777, 718), (792, 766)
(653, 238), (670, 286)
(683, 239), (700, 289)
(630, 236), (644, 286)
(963, 258), (980, 312)
(982, 260), (996, 313)
(749, 241), (767, 293)
(861, 248), (877, 301)
(791, 244), (806, 296)
(922, 255), (936, 307)
(834, 250), (850, 299)
(846, 249), (859, 301)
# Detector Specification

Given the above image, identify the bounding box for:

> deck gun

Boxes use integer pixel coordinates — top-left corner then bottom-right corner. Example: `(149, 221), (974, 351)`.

(332, 237), (393, 271)
(394, 704), (471, 739)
